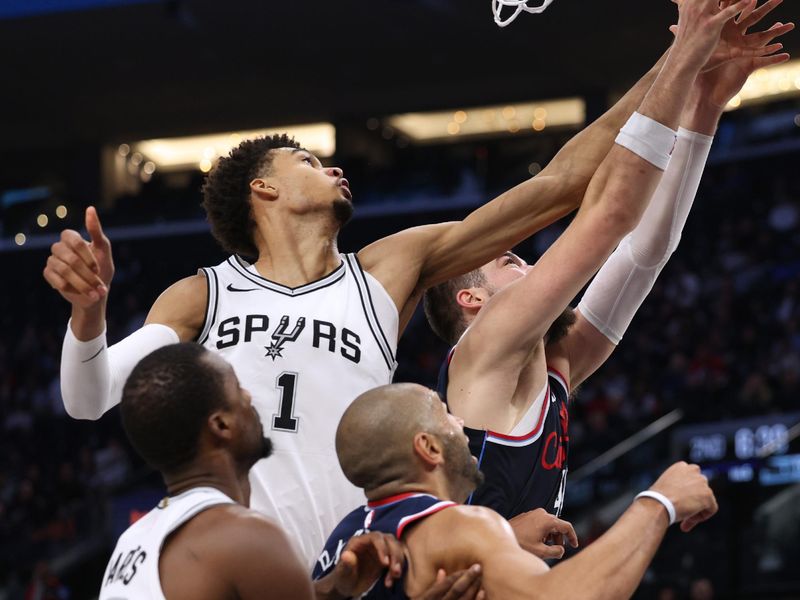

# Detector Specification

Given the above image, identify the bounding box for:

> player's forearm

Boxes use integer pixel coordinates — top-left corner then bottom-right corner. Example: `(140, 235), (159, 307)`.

(61, 321), (178, 420)
(637, 50), (701, 131)
(61, 318), (113, 420)
(535, 500), (668, 600)
(540, 49), (669, 201)
(576, 123), (712, 348)
(576, 47), (701, 228)
(681, 90), (724, 136)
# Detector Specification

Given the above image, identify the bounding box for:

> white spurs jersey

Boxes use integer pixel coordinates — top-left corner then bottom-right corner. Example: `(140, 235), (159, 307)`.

(198, 254), (398, 565)
(99, 487), (234, 600)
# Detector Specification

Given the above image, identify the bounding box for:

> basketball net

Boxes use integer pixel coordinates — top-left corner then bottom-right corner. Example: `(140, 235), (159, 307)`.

(492, 0), (556, 27)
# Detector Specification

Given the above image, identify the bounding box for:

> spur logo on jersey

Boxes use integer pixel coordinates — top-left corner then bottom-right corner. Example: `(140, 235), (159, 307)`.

(265, 316), (306, 360)
(215, 314), (362, 363)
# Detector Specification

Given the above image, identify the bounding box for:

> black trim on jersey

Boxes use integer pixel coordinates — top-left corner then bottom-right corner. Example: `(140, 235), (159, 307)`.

(227, 255), (346, 297)
(343, 255), (395, 371)
(350, 254), (396, 364)
(196, 268), (219, 345)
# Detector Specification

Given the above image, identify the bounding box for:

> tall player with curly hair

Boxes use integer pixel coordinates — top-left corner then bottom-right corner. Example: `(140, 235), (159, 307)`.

(41, 1), (791, 564)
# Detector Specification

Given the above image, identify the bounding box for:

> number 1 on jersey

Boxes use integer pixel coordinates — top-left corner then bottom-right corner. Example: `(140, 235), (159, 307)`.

(272, 372), (299, 432)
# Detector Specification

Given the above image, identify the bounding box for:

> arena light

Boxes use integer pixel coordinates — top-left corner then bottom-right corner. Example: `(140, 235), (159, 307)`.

(131, 123), (336, 172)
(726, 59), (800, 111)
(387, 98), (585, 144)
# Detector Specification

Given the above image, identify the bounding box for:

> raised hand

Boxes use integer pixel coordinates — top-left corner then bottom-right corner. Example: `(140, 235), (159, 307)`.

(43, 206), (114, 309)
(695, 1), (793, 109)
(670, 0), (794, 74)
(671, 0), (757, 72)
(647, 461), (719, 532)
(509, 508), (579, 560)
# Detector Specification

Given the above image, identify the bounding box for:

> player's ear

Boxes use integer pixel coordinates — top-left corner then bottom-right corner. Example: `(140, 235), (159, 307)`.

(208, 409), (235, 443)
(456, 288), (486, 310)
(250, 178), (279, 202)
(413, 432), (444, 469)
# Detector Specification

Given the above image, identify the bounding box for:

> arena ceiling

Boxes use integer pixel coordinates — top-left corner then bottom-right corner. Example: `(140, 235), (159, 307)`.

(1, 0), (798, 151)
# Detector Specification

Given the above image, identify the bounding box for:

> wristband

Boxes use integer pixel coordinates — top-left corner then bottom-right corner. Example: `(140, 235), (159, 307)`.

(615, 112), (677, 171)
(635, 490), (676, 526)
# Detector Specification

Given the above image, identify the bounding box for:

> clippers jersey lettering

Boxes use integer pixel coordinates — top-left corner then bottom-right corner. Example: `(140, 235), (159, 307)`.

(313, 493), (457, 599)
(438, 349), (570, 519)
(198, 254), (398, 565)
(99, 487), (234, 600)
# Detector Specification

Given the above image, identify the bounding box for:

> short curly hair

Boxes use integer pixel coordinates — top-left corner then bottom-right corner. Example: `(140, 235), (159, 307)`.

(120, 343), (226, 473)
(423, 268), (488, 346)
(201, 133), (301, 258)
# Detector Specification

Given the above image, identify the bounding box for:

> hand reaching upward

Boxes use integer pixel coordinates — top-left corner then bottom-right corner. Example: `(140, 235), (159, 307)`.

(690, 0), (793, 109)
(672, 0), (793, 73)
(670, 0), (757, 73)
(43, 206), (115, 310)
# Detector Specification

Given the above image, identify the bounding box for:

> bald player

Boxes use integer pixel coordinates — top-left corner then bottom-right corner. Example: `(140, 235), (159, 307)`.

(102, 344), (483, 600)
(315, 383), (718, 599)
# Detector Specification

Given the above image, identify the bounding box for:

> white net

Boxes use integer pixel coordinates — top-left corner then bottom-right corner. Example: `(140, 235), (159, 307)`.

(492, 0), (557, 27)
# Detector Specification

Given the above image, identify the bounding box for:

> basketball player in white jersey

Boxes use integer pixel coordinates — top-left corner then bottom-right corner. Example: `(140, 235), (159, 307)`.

(425, 0), (791, 525)
(103, 343), (484, 600)
(41, 1), (788, 562)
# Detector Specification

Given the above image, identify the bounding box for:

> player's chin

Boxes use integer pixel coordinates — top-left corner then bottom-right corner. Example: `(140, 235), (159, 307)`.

(260, 436), (274, 460)
(333, 197), (354, 226)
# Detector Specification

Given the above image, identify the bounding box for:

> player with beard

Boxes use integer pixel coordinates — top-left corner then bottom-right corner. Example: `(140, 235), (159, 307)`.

(314, 383), (718, 599)
(423, 0), (791, 546)
(42, 0), (791, 562)
(102, 343), (484, 600)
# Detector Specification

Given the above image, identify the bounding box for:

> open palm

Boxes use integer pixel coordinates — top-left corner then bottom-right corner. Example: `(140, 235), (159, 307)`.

(671, 0), (793, 73)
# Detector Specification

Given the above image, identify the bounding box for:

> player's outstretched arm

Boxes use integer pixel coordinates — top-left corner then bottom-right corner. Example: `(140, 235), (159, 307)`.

(451, 0), (749, 380)
(45, 207), (206, 420)
(409, 463), (716, 600)
(547, 1), (793, 390)
(358, 49), (673, 318)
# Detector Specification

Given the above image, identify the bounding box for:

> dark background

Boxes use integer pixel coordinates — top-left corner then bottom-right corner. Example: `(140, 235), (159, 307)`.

(0, 1), (799, 598)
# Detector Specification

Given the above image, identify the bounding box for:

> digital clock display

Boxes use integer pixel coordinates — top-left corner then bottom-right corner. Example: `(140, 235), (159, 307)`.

(672, 412), (800, 486)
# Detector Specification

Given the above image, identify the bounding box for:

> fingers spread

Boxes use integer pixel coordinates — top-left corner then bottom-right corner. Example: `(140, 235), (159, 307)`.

(746, 22), (795, 46)
(720, 0), (756, 23)
(754, 52), (790, 67)
(739, 0), (782, 28)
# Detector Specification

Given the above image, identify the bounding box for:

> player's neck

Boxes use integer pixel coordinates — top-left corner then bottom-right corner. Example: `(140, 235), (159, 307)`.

(163, 460), (251, 506)
(252, 213), (341, 287)
(366, 478), (454, 504)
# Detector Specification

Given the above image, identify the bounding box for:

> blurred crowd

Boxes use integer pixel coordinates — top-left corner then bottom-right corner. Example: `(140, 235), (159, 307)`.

(0, 149), (798, 598)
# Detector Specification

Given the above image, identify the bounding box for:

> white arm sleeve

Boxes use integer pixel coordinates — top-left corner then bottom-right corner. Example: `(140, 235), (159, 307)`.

(60, 320), (180, 420)
(578, 127), (714, 344)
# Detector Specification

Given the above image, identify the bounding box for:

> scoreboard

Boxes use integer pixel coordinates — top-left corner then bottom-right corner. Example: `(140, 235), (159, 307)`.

(671, 412), (800, 486)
